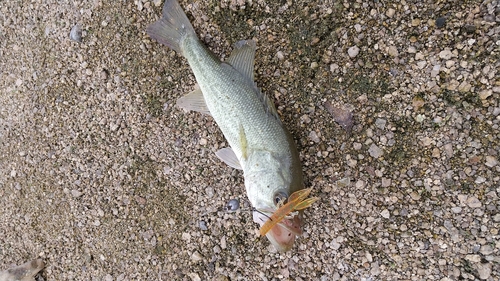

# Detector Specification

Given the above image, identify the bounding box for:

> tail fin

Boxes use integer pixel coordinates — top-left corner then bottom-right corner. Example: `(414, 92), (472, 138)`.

(147, 0), (195, 54)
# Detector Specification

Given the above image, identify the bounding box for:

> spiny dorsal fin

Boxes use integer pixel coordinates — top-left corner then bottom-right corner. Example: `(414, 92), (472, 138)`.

(260, 88), (280, 121)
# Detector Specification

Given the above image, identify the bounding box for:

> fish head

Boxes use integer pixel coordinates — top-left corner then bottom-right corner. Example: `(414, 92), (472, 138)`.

(244, 151), (304, 251)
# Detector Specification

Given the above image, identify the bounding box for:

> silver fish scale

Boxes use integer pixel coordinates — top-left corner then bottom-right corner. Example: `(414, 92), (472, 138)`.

(182, 34), (291, 168)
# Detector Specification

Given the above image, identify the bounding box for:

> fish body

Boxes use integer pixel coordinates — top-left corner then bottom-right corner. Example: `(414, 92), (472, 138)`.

(148, 0), (308, 251)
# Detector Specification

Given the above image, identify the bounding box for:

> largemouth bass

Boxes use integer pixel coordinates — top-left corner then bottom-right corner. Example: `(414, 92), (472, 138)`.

(147, 0), (315, 251)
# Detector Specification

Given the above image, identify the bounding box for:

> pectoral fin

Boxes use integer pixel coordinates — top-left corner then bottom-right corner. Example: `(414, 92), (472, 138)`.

(215, 148), (242, 170)
(226, 40), (256, 82)
(176, 88), (211, 115)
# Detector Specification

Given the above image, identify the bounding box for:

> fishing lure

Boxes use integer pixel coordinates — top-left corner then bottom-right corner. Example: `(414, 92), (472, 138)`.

(260, 188), (319, 236)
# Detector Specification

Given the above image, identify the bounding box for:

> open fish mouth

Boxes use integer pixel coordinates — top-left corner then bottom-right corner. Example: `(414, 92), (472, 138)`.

(253, 210), (303, 252)
(252, 188), (319, 251)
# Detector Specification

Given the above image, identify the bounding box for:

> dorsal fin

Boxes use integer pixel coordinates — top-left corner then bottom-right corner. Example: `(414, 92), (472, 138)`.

(259, 88), (280, 121)
(226, 40), (256, 81)
(225, 40), (280, 121)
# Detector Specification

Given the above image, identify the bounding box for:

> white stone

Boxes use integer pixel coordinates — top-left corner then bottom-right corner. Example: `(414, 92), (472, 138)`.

(439, 48), (453, 59)
(476, 263), (491, 280)
(466, 196), (482, 208)
(386, 8), (396, 17)
(368, 144), (383, 158)
(348, 46), (360, 58)
(381, 209), (390, 218)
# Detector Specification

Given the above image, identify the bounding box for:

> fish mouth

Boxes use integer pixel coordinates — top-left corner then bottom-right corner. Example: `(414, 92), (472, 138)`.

(253, 209), (303, 252)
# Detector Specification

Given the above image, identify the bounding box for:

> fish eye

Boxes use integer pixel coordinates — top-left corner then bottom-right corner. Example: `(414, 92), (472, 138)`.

(274, 191), (288, 206)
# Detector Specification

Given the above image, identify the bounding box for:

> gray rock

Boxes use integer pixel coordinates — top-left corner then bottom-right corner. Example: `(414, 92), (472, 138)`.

(368, 144), (384, 158)
(348, 46), (360, 58)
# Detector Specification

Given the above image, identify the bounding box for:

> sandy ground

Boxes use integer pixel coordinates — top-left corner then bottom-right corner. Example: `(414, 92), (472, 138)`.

(1, 0), (499, 280)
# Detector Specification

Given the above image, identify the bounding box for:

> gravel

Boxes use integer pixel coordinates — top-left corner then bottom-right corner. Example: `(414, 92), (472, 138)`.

(1, 0), (499, 280)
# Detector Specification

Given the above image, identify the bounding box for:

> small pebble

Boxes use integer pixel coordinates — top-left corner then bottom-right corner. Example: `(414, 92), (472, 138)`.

(493, 214), (500, 222)
(480, 245), (494, 255)
(181, 232), (191, 241)
(436, 17), (446, 28)
(444, 143), (454, 157)
(464, 25), (476, 33)
(71, 189), (83, 197)
(380, 209), (390, 219)
(276, 51), (284, 60)
(220, 236), (226, 249)
(191, 251), (203, 262)
(213, 245), (221, 254)
(330, 239), (341, 250)
(476, 263), (491, 280)
(467, 196), (482, 208)
(188, 273), (201, 281)
(415, 114), (425, 123)
(330, 63), (339, 72)
(336, 177), (350, 187)
(205, 187), (214, 198)
(324, 101), (354, 132)
(348, 46), (360, 58)
(226, 199), (240, 211)
(386, 8), (396, 18)
(381, 178), (391, 187)
(309, 130), (321, 143)
(375, 118), (386, 130)
(300, 114), (311, 124)
(421, 136), (433, 146)
(353, 142), (362, 150)
(136, 0), (143, 11)
(69, 24), (82, 42)
(439, 49), (453, 60)
(479, 90), (492, 100)
(410, 192), (421, 201)
(368, 144), (383, 158)
(387, 45), (399, 57)
(199, 220), (208, 231)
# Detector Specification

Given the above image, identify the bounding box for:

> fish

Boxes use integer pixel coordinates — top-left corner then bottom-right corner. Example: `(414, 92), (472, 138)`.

(0, 259), (44, 281)
(147, 0), (317, 251)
